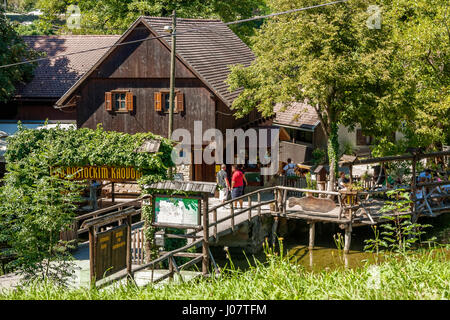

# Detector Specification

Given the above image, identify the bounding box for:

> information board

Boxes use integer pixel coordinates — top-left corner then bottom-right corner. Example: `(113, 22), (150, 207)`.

(153, 196), (201, 228)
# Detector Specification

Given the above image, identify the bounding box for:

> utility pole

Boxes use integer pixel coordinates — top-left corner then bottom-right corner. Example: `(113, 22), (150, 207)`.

(167, 10), (176, 179)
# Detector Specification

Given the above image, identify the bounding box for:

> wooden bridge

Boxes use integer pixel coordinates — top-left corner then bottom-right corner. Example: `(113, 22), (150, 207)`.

(66, 176), (449, 288)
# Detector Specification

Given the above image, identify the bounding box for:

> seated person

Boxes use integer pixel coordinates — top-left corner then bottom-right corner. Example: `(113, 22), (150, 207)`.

(442, 175), (450, 193)
(338, 171), (349, 189)
(418, 169), (432, 182)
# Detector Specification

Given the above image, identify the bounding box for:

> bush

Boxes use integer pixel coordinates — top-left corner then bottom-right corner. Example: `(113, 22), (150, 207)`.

(0, 124), (174, 284)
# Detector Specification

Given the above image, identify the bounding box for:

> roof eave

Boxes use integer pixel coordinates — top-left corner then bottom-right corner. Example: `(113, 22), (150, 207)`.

(54, 16), (144, 107)
(55, 16), (236, 109)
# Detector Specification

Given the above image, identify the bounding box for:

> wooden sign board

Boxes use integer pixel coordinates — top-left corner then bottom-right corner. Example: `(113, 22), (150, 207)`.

(288, 196), (336, 213)
(95, 224), (127, 280)
(152, 195), (201, 229)
(51, 166), (143, 182)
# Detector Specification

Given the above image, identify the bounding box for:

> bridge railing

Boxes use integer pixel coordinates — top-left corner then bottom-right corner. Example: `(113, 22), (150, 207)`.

(74, 195), (148, 237)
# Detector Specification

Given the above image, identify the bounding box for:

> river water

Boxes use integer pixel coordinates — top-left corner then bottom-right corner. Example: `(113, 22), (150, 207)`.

(214, 213), (450, 272)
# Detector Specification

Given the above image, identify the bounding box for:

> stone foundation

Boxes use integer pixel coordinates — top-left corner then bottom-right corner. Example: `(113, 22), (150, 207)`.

(211, 215), (276, 254)
(175, 164), (191, 181)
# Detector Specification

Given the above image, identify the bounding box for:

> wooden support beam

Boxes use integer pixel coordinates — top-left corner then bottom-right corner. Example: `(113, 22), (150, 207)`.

(411, 156), (418, 223)
(257, 192), (261, 216)
(344, 224), (352, 254)
(248, 196), (252, 221)
(213, 209), (218, 244)
(208, 247), (220, 275)
(111, 182), (115, 204)
(179, 256), (202, 270)
(282, 189), (287, 214)
(274, 189), (279, 212)
(88, 226), (96, 285)
(202, 194), (210, 276)
(171, 256), (183, 283)
(126, 215), (132, 281)
(308, 222), (315, 250)
(271, 217), (279, 246)
(230, 205), (235, 232)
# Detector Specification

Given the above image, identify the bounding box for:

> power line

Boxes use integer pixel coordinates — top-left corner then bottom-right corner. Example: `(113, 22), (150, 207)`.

(0, 0), (348, 70)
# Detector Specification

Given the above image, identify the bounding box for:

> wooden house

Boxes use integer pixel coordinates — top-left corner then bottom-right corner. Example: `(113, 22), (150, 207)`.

(53, 17), (261, 182)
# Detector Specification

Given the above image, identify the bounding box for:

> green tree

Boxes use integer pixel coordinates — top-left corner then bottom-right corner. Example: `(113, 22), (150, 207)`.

(0, 124), (174, 282)
(14, 18), (55, 35)
(386, 0), (449, 150)
(227, 0), (398, 190)
(0, 126), (82, 284)
(0, 8), (38, 103)
(36, 0), (269, 44)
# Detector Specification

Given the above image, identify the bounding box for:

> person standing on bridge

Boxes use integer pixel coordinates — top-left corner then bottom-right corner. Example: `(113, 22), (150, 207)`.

(231, 164), (245, 209)
(217, 164), (231, 207)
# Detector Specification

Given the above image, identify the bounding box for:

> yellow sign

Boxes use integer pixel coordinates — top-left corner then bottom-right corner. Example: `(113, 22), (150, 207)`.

(51, 166), (143, 181)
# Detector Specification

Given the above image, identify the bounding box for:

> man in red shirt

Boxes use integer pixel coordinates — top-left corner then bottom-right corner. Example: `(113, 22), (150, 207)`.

(231, 164), (246, 209)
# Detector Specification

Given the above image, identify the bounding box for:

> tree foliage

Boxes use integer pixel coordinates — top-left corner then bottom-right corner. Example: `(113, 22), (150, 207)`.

(0, 8), (38, 103)
(385, 0), (449, 149)
(0, 124), (174, 283)
(34, 0), (269, 44)
(227, 0), (398, 188)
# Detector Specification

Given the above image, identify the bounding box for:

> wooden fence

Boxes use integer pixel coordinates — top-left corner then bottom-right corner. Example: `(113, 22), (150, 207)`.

(276, 176), (307, 197)
(131, 228), (145, 265)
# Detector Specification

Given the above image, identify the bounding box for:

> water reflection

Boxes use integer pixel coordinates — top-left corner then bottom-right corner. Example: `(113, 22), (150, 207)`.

(214, 215), (450, 272)
(288, 245), (376, 271)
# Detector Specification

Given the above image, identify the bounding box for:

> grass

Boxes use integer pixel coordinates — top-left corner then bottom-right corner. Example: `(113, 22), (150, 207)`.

(1, 246), (449, 300)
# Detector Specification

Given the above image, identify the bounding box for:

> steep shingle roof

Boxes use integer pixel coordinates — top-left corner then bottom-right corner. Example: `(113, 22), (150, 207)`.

(16, 35), (120, 98)
(274, 101), (320, 129)
(142, 17), (255, 106)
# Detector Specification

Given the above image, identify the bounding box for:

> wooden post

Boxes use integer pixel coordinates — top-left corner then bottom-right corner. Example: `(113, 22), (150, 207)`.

(126, 214), (133, 280)
(213, 209), (218, 244)
(282, 188), (287, 214)
(271, 216), (279, 246)
(257, 192), (261, 216)
(411, 156), (418, 222)
(202, 194), (210, 276)
(248, 196), (252, 221)
(111, 182), (115, 204)
(349, 165), (353, 184)
(88, 226), (96, 285)
(274, 188), (279, 212)
(308, 222), (315, 250)
(344, 224), (352, 254)
(167, 10), (177, 178)
(230, 205), (235, 232)
(168, 255), (174, 282)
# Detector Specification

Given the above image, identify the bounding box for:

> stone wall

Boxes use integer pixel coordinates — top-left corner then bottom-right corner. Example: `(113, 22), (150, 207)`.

(211, 215), (275, 254)
(176, 164), (191, 181)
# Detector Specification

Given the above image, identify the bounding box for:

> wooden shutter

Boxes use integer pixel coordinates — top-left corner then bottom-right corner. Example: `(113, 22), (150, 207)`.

(125, 92), (133, 111)
(154, 92), (162, 111)
(105, 92), (112, 111)
(175, 92), (184, 112)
